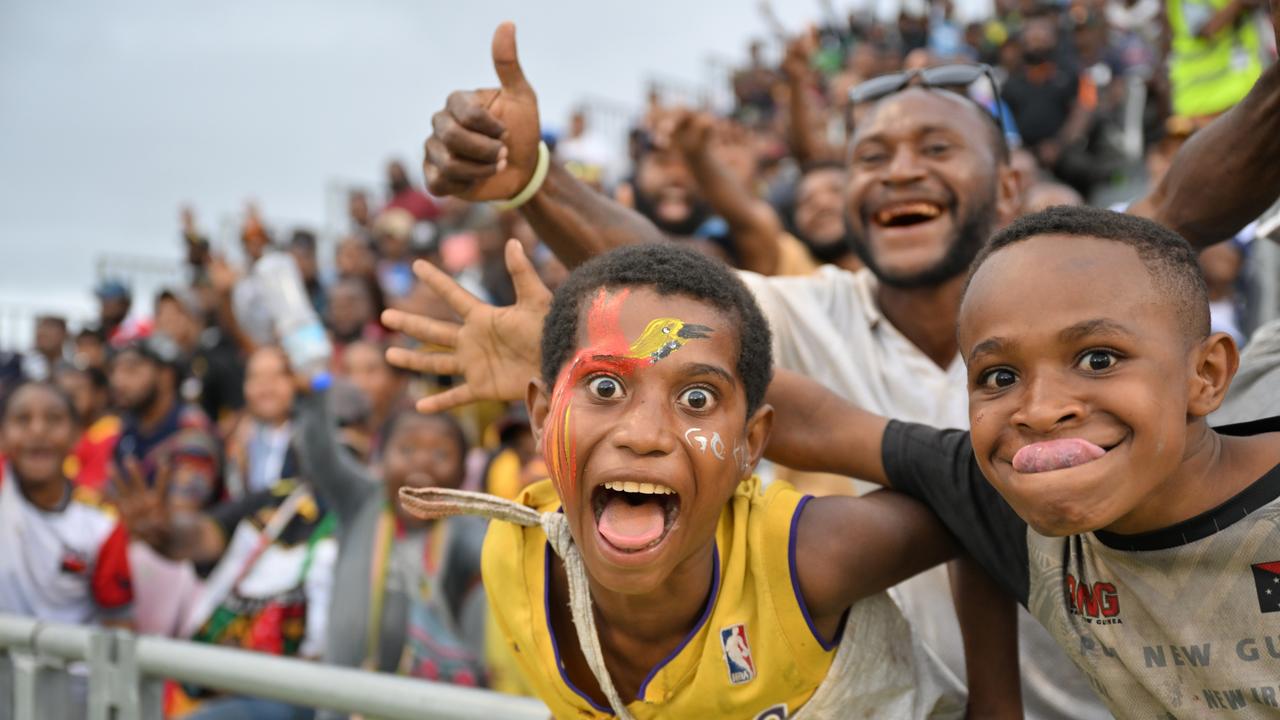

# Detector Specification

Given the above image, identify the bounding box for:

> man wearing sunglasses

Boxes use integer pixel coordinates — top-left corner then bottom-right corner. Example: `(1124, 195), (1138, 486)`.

(417, 18), (1280, 719)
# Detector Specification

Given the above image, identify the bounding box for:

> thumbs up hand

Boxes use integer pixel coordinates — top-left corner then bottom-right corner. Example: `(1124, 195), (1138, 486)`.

(424, 22), (542, 202)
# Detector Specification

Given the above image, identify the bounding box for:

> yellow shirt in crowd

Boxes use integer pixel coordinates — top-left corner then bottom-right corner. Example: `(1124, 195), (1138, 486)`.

(481, 476), (837, 719)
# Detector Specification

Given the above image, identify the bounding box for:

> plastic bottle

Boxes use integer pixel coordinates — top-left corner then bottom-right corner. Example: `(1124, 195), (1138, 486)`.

(253, 252), (332, 388)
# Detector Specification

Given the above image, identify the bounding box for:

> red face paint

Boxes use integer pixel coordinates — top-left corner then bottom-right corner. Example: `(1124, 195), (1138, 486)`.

(544, 289), (642, 501)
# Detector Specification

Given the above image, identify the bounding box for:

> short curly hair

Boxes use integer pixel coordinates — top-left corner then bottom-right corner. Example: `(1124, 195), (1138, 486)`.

(967, 205), (1209, 339)
(540, 243), (773, 415)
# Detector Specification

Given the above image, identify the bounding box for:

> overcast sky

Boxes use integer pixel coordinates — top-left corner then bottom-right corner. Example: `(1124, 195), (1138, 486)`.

(2, 0), (862, 341)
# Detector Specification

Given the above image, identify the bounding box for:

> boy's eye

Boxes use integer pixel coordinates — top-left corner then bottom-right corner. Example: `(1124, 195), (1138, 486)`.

(978, 368), (1018, 390)
(677, 387), (716, 411)
(1077, 350), (1119, 373)
(587, 376), (625, 400)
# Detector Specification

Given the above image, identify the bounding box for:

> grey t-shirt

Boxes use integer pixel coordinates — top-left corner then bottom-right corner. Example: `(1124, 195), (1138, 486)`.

(883, 416), (1280, 718)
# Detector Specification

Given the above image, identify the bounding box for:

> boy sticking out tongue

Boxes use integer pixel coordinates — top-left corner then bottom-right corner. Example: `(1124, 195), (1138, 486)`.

(767, 206), (1280, 717)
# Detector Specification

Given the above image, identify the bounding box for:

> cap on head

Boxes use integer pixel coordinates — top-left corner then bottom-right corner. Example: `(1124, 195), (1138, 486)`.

(94, 279), (132, 301)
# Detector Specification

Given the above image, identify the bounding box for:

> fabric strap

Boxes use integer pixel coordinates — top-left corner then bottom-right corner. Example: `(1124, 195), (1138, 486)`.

(400, 486), (637, 720)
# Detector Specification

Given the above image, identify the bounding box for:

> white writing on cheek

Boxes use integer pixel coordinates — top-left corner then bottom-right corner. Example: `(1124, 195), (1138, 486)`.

(684, 427), (727, 461)
(710, 432), (726, 460)
(685, 427), (708, 453)
(732, 444), (749, 474)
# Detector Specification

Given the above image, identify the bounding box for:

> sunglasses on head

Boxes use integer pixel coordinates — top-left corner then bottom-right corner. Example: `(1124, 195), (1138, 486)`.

(848, 64), (1005, 134)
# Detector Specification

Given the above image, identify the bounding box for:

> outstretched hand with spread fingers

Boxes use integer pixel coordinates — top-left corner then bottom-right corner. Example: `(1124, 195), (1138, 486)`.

(383, 239), (551, 415)
(110, 456), (172, 550)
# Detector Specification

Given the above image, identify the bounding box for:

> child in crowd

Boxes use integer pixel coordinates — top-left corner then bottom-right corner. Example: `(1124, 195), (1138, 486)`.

(764, 206), (1280, 717)
(292, 383), (495, 700)
(0, 381), (133, 626)
(400, 244), (1012, 719)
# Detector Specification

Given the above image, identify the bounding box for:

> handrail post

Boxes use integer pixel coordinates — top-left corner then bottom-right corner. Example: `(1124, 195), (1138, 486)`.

(86, 628), (148, 720)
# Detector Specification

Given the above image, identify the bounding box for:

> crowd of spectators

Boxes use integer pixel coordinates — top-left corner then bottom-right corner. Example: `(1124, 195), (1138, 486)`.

(1, 0), (1277, 717)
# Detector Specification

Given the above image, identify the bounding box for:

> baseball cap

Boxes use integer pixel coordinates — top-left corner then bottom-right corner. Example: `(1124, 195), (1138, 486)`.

(94, 279), (132, 301)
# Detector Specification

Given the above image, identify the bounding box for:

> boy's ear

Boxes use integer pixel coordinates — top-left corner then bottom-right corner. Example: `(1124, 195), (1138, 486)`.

(1187, 332), (1239, 417)
(525, 378), (551, 453)
(995, 161), (1021, 226)
(743, 403), (775, 479)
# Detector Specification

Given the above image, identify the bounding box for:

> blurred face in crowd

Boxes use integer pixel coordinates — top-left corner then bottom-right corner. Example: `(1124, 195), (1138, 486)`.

(75, 332), (107, 371)
(1, 383), (77, 488)
(290, 241), (318, 283)
(341, 341), (403, 418)
(154, 297), (201, 351)
(633, 148), (711, 237)
(1199, 241), (1243, 299)
(1021, 16), (1059, 65)
(244, 347), (295, 426)
(100, 297), (130, 329)
(336, 236), (376, 279)
(795, 167), (849, 258)
(327, 279), (375, 343)
(382, 413), (466, 525)
(349, 191), (372, 227)
(55, 367), (105, 427)
(109, 350), (167, 417)
(388, 161), (412, 195)
(35, 318), (67, 360)
(377, 230), (411, 262)
(242, 232), (269, 263)
(845, 88), (1014, 288)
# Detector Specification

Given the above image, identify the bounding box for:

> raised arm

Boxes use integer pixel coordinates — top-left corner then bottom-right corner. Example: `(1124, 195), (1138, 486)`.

(763, 369), (890, 484)
(667, 111), (783, 275)
(781, 30), (839, 166)
(293, 386), (377, 528)
(1128, 1), (1280, 247)
(423, 22), (665, 269)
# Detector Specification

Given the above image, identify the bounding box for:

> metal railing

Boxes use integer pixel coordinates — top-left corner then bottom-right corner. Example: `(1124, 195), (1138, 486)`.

(0, 614), (548, 720)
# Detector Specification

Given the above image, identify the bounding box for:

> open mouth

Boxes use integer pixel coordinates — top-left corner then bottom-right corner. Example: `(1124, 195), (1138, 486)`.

(872, 201), (944, 228)
(591, 480), (681, 554)
(1011, 437), (1121, 474)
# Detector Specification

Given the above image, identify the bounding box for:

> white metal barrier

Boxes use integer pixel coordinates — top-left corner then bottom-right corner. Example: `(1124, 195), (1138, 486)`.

(0, 614), (548, 720)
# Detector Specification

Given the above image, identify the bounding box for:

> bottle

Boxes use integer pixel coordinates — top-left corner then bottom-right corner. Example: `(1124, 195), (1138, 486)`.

(253, 252), (332, 388)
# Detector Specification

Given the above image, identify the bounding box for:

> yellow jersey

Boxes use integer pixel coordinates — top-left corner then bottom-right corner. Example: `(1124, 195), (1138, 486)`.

(482, 477), (836, 719)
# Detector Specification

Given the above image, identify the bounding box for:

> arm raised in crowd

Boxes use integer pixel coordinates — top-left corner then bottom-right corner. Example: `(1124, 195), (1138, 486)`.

(666, 110), (783, 275)
(1128, 0), (1280, 247)
(781, 30), (839, 166)
(423, 22), (665, 269)
(293, 385), (378, 529)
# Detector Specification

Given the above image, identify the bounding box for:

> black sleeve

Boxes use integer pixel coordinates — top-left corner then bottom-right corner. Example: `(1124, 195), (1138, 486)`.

(881, 420), (1031, 606)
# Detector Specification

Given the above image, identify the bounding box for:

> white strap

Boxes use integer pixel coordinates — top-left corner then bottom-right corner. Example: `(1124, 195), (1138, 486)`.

(400, 487), (636, 719)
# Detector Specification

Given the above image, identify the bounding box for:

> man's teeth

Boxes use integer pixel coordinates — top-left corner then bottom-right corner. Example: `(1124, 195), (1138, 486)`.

(602, 480), (675, 495)
(875, 202), (942, 224)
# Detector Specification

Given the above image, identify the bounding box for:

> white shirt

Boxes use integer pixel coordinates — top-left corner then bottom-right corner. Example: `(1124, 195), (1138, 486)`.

(739, 266), (1111, 720)
(0, 467), (130, 624)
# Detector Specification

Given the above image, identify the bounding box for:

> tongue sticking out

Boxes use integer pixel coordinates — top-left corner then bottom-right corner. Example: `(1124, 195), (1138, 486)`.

(598, 496), (666, 551)
(1012, 439), (1107, 474)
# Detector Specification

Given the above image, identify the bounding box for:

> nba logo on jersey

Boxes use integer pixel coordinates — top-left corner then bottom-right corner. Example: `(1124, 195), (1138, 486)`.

(720, 623), (756, 685)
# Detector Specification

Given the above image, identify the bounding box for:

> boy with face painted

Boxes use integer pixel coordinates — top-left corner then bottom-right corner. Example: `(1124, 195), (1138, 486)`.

(766, 206), (1280, 717)
(399, 243), (999, 719)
